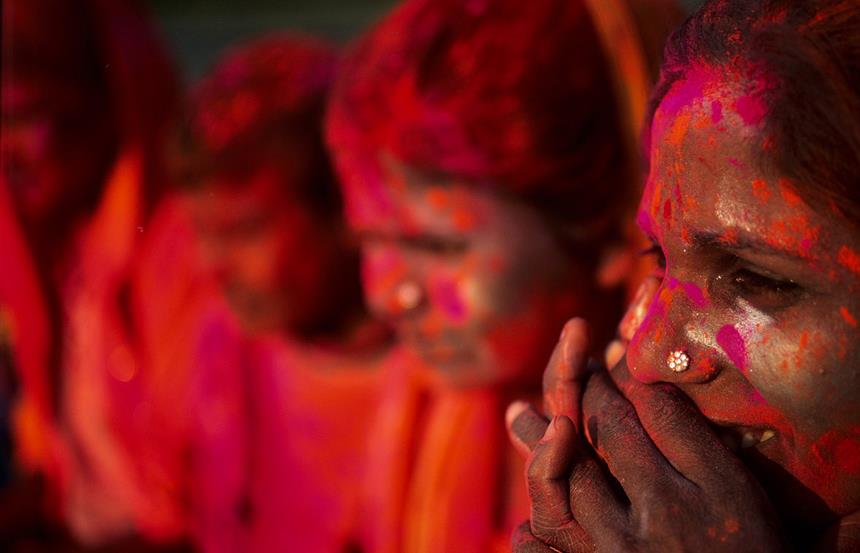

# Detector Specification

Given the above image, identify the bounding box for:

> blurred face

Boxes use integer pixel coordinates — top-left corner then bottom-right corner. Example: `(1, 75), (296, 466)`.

(627, 69), (860, 527)
(345, 155), (593, 389)
(1, 0), (114, 228)
(182, 162), (336, 334)
(1, 73), (114, 229)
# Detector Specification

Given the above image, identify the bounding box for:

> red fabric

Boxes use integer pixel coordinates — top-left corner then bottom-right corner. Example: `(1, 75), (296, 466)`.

(140, 305), (386, 552)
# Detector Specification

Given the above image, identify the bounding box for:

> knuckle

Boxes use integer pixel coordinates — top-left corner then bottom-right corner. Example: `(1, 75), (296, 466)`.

(598, 401), (639, 440)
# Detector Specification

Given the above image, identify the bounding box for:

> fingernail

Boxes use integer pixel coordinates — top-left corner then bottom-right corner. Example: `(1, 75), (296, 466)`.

(506, 400), (529, 428)
(605, 340), (626, 368)
(586, 415), (599, 450)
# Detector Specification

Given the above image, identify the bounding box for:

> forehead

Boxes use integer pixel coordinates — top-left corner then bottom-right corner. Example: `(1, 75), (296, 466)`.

(644, 69), (770, 220)
(341, 153), (496, 236)
(642, 72), (813, 250)
(640, 69), (860, 281)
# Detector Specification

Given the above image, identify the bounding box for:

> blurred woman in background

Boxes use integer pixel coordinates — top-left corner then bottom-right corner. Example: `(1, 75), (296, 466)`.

(326, 0), (682, 550)
(163, 35), (392, 552)
(0, 0), (193, 549)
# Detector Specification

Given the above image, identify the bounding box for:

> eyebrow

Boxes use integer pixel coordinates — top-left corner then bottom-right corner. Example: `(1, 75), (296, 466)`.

(689, 230), (808, 262)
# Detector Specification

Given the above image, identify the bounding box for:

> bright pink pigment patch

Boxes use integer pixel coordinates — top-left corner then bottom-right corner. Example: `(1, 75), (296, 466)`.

(681, 281), (709, 308)
(733, 93), (768, 126)
(433, 279), (467, 322)
(711, 100), (723, 124)
(717, 325), (747, 370)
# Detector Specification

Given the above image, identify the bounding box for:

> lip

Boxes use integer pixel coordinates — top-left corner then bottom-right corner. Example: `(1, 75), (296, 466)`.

(408, 339), (475, 367)
(710, 420), (778, 453)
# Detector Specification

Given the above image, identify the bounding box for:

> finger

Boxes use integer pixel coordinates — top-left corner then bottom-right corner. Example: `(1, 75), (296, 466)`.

(543, 319), (590, 425)
(527, 417), (576, 531)
(604, 339), (626, 369)
(618, 276), (660, 341)
(527, 416), (625, 549)
(512, 521), (558, 553)
(608, 358), (748, 486)
(582, 372), (680, 502)
(507, 401), (549, 457)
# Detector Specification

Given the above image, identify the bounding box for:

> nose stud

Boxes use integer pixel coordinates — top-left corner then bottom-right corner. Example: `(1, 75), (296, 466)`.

(667, 350), (690, 373)
(396, 280), (423, 312)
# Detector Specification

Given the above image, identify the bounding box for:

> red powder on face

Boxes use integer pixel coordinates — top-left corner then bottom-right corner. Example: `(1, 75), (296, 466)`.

(662, 199), (672, 225)
(778, 179), (803, 206)
(724, 518), (740, 534)
(840, 306), (858, 328)
(751, 179), (771, 203)
(733, 93), (768, 126)
(717, 324), (747, 370)
(666, 111), (692, 147)
(834, 439), (860, 475)
(453, 208), (477, 232)
(427, 188), (451, 210)
(837, 245), (860, 277)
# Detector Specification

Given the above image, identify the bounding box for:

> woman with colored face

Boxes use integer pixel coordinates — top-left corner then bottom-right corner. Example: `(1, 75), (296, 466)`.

(165, 36), (393, 553)
(327, 0), (681, 550)
(509, 1), (860, 551)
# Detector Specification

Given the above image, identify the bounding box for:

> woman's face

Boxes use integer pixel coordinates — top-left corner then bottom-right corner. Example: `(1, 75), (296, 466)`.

(346, 155), (592, 389)
(183, 161), (338, 335)
(627, 71), (860, 527)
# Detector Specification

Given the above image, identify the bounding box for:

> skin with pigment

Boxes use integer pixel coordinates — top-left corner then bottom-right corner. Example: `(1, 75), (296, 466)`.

(350, 155), (596, 389)
(182, 159), (345, 336)
(507, 68), (860, 553)
(631, 69), (860, 525)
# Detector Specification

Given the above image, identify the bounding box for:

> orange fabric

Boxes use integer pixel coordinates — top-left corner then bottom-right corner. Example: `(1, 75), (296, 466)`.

(0, 168), (60, 480)
(363, 356), (529, 553)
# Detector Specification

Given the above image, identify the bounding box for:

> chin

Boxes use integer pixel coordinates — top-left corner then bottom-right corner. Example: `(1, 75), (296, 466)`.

(743, 445), (840, 533)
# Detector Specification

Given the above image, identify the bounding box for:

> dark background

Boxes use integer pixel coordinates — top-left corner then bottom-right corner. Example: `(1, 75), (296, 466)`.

(148, 0), (705, 82)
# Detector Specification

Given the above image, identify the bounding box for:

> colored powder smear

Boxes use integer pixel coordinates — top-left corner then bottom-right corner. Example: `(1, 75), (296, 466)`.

(837, 246), (860, 277)
(733, 93), (768, 126)
(711, 100), (723, 124)
(717, 324), (747, 370)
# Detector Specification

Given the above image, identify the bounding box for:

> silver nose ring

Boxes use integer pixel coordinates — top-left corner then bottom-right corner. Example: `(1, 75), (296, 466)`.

(396, 280), (423, 311)
(667, 350), (690, 372)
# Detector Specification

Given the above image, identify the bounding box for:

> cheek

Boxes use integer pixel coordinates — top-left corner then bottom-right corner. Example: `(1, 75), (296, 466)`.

(234, 235), (283, 288)
(427, 273), (470, 324)
(359, 245), (410, 316)
(740, 311), (860, 440)
(445, 251), (522, 327)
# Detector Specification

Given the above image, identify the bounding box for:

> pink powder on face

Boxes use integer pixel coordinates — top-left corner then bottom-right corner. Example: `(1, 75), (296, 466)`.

(432, 278), (467, 322)
(717, 324), (747, 370)
(681, 281), (709, 308)
(711, 100), (723, 124)
(733, 93), (769, 126)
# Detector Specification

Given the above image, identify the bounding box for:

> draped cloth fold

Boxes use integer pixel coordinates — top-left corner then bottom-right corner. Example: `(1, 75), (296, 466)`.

(362, 356), (526, 553)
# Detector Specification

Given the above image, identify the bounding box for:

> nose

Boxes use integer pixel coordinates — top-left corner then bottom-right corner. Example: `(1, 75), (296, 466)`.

(626, 277), (722, 385)
(360, 243), (426, 321)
